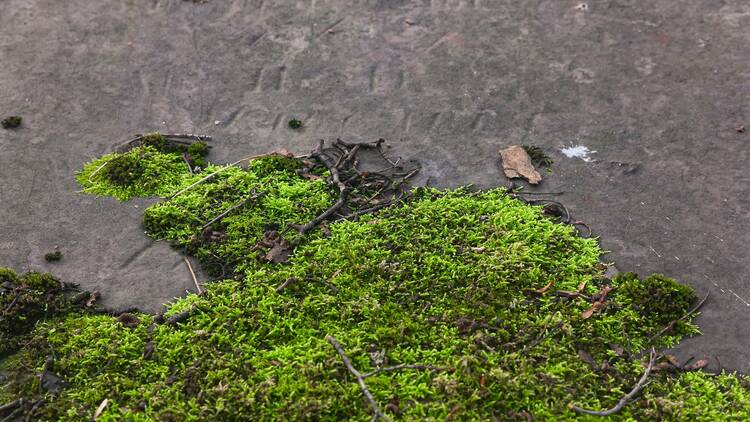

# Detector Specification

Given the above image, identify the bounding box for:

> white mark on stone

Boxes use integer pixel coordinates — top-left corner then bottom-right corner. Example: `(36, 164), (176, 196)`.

(560, 145), (597, 162)
(635, 57), (655, 75)
(572, 68), (595, 84)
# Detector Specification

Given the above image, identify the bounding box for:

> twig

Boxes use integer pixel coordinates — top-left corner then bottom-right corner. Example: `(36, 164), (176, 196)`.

(1, 407), (23, 422)
(573, 220), (592, 237)
(0, 399), (22, 414)
(361, 364), (448, 378)
(275, 277), (299, 293)
(571, 348), (657, 416)
(183, 257), (202, 295)
(326, 335), (391, 422)
(160, 133), (212, 141)
(182, 153), (194, 175)
(649, 293), (709, 343)
(200, 190), (266, 231)
(24, 399), (44, 422)
(290, 141), (349, 235)
(87, 160), (111, 183)
(169, 151), (291, 199)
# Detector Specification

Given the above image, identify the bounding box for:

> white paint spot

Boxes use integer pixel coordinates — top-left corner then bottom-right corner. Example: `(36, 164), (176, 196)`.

(560, 145), (597, 162)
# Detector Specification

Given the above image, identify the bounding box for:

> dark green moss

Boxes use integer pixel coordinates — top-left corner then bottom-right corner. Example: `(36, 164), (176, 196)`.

(288, 118), (303, 129)
(104, 152), (147, 186)
(522, 145), (553, 170)
(0, 268), (84, 357)
(616, 272), (697, 325)
(1, 115), (22, 129)
(44, 251), (63, 262)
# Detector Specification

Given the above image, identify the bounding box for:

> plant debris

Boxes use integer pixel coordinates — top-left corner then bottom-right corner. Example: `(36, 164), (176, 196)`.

(499, 145), (542, 184)
(288, 119), (303, 129)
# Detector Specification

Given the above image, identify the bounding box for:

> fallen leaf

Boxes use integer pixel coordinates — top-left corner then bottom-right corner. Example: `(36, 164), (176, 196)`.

(499, 145), (542, 185)
(85, 291), (100, 307)
(255, 230), (292, 264)
(591, 285), (613, 302)
(578, 349), (598, 369)
(610, 344), (625, 357)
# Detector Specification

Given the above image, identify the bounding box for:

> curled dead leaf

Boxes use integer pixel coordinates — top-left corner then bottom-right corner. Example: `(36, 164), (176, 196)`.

(499, 145), (542, 185)
(581, 301), (604, 319)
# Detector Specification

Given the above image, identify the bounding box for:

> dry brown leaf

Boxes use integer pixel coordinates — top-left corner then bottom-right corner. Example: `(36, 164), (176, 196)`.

(610, 344), (625, 357)
(499, 145), (542, 184)
(85, 291), (100, 307)
(578, 349), (598, 369)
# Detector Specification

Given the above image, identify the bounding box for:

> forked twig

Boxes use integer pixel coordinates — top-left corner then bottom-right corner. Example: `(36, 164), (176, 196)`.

(326, 335), (390, 421)
(571, 348), (657, 416)
(649, 293), (710, 343)
(200, 190), (267, 231)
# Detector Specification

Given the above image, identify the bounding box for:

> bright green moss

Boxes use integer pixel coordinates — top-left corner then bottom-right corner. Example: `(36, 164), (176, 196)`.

(3, 151), (748, 420)
(76, 146), (192, 200)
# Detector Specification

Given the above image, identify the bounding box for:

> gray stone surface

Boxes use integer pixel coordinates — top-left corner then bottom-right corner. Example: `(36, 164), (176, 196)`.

(1, 0), (748, 370)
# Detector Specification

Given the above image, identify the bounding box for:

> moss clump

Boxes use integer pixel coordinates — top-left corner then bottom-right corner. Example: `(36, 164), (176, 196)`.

(44, 251), (63, 262)
(0, 269), (84, 357)
(522, 145), (553, 171)
(288, 118), (303, 129)
(1, 115), (22, 129)
(617, 272), (697, 325)
(143, 156), (331, 276)
(76, 146), (193, 201)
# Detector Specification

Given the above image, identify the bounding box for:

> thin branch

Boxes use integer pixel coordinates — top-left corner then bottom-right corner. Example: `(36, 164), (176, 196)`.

(361, 364), (448, 378)
(169, 151), (292, 200)
(290, 141), (349, 235)
(571, 348), (657, 416)
(200, 190), (266, 231)
(0, 399), (22, 414)
(649, 293), (710, 343)
(183, 257), (202, 295)
(326, 335), (391, 422)
(182, 153), (194, 175)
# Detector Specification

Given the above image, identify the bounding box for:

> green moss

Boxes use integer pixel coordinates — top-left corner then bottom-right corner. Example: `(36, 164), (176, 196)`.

(76, 146), (193, 201)
(3, 150), (748, 420)
(288, 119), (303, 129)
(522, 145), (553, 171)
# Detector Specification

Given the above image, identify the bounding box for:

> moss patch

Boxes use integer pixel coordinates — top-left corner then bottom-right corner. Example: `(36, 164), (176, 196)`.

(2, 145), (749, 420)
(1, 115), (22, 129)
